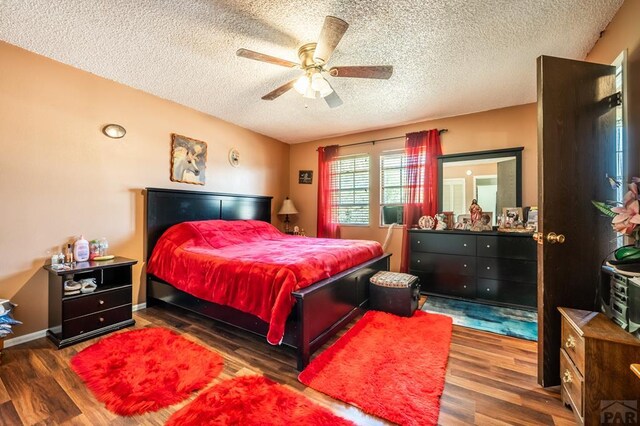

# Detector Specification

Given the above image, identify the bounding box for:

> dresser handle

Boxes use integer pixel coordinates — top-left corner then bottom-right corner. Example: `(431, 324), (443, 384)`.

(463, 264), (467, 268)
(417, 240), (421, 244)
(463, 285), (467, 288)
(562, 370), (572, 383)
(98, 300), (104, 305)
(565, 335), (576, 349)
(486, 266), (491, 270)
(486, 288), (491, 292)
(486, 245), (491, 248)
(99, 317), (105, 323)
(463, 243), (467, 247)
(417, 259), (421, 263)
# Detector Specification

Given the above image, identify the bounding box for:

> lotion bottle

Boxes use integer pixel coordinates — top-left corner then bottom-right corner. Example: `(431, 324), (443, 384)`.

(73, 236), (90, 262)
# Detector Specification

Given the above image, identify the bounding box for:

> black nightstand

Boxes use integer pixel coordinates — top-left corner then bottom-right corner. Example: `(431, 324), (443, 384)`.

(43, 256), (137, 348)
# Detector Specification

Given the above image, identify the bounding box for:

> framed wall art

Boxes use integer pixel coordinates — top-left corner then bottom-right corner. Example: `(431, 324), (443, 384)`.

(170, 134), (207, 185)
(299, 170), (313, 184)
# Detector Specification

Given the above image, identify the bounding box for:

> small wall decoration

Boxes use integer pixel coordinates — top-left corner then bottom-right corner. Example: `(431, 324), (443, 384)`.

(229, 148), (240, 167)
(170, 134), (207, 185)
(299, 170), (313, 184)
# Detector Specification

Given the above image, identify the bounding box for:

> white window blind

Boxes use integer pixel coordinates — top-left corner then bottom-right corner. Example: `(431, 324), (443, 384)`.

(331, 155), (370, 225)
(380, 151), (424, 205)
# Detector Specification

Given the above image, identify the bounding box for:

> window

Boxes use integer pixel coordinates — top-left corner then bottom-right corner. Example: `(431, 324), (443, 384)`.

(331, 154), (370, 225)
(380, 150), (425, 224)
(614, 52), (626, 247)
(442, 178), (466, 218)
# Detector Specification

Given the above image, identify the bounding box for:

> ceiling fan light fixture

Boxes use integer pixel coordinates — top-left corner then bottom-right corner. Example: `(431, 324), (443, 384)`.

(311, 73), (334, 98)
(294, 75), (310, 94)
(303, 85), (317, 99)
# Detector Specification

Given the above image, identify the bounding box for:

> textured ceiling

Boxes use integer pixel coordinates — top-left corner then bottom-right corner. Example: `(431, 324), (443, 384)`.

(0, 0), (623, 143)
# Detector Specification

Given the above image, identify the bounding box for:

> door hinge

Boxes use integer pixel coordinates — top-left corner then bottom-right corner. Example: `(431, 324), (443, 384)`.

(607, 91), (622, 108)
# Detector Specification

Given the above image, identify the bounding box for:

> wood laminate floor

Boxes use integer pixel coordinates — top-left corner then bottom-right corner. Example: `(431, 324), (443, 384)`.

(0, 305), (576, 425)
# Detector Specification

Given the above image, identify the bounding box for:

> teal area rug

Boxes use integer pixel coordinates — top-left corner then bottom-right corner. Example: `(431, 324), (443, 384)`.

(422, 296), (538, 341)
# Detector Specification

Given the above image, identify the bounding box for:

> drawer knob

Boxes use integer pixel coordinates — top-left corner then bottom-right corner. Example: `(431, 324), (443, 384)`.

(99, 317), (105, 323)
(562, 370), (573, 383)
(486, 245), (491, 248)
(565, 335), (576, 349)
(463, 243), (467, 247)
(486, 288), (491, 292)
(98, 299), (105, 305)
(463, 285), (467, 289)
(486, 266), (491, 270)
(417, 259), (420, 263)
(463, 264), (467, 268)
(417, 240), (421, 244)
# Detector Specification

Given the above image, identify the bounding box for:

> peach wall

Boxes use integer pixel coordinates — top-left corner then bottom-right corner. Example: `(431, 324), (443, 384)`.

(0, 42), (290, 338)
(586, 0), (640, 177)
(289, 103), (537, 271)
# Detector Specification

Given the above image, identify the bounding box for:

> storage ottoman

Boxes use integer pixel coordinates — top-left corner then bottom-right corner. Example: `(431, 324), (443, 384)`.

(369, 271), (420, 317)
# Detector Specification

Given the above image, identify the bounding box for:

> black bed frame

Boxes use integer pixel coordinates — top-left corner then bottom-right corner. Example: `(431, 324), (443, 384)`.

(144, 188), (390, 370)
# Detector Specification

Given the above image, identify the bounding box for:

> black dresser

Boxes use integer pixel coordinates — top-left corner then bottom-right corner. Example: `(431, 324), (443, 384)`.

(409, 230), (537, 308)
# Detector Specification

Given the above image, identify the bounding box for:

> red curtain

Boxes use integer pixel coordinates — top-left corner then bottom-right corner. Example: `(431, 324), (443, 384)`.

(317, 145), (341, 238)
(400, 130), (442, 272)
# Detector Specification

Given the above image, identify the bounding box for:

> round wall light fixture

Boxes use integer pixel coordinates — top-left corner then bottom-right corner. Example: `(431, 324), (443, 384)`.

(102, 124), (126, 139)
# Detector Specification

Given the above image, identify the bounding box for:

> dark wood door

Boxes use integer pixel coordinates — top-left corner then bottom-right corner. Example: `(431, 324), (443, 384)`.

(537, 56), (617, 387)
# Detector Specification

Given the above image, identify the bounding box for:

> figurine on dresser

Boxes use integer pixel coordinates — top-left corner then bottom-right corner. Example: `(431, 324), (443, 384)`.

(469, 199), (482, 225)
(434, 213), (447, 230)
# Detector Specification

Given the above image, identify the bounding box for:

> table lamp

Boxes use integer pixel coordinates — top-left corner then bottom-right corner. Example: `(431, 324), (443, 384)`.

(278, 197), (299, 233)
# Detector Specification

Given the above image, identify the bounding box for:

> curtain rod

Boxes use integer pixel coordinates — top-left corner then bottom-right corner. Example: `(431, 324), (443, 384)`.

(317, 129), (448, 151)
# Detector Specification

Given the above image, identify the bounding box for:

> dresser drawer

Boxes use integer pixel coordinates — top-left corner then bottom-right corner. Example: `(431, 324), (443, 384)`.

(411, 253), (475, 276)
(477, 235), (536, 260)
(63, 287), (132, 320)
(560, 348), (584, 417)
(411, 233), (475, 256)
(476, 279), (537, 307)
(412, 271), (476, 298)
(561, 316), (586, 374)
(477, 258), (537, 283)
(62, 304), (132, 339)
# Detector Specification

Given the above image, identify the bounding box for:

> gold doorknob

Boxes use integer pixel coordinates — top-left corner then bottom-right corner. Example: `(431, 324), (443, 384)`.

(533, 232), (566, 245)
(546, 232), (566, 244)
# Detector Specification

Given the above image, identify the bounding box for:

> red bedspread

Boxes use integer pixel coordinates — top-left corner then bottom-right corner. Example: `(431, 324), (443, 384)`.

(147, 220), (383, 344)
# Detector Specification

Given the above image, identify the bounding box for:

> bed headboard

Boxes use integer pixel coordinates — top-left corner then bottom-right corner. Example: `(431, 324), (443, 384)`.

(145, 187), (273, 260)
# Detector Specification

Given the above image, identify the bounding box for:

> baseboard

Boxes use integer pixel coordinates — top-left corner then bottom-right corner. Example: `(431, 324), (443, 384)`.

(4, 303), (147, 348)
(132, 302), (147, 312)
(4, 329), (47, 348)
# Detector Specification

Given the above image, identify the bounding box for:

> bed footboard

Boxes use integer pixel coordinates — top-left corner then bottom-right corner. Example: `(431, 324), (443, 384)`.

(291, 253), (390, 370)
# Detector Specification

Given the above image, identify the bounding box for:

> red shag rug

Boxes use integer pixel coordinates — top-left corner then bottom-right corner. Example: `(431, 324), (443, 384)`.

(71, 327), (223, 416)
(166, 375), (354, 425)
(299, 310), (453, 426)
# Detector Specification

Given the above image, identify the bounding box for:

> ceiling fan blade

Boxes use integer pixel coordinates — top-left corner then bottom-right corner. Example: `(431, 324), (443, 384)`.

(329, 66), (393, 79)
(324, 85), (343, 108)
(313, 16), (349, 64)
(236, 48), (299, 68)
(261, 79), (298, 100)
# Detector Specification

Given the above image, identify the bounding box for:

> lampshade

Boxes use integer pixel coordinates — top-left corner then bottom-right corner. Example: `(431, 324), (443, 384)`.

(294, 75), (309, 95)
(311, 73), (333, 98)
(278, 197), (299, 215)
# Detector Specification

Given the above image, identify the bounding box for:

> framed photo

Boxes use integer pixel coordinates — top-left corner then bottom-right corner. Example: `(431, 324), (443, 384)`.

(298, 170), (313, 184)
(170, 134), (207, 185)
(502, 207), (523, 223)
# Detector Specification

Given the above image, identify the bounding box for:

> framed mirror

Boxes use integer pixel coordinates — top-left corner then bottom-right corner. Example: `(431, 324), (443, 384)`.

(437, 147), (523, 226)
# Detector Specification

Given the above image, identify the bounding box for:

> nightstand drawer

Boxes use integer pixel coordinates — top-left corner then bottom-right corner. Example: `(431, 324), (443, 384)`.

(63, 287), (132, 320)
(62, 304), (132, 339)
(561, 316), (585, 374)
(411, 233), (475, 256)
(560, 349), (584, 417)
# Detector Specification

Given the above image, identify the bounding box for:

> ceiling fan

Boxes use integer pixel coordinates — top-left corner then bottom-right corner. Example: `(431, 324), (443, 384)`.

(236, 16), (393, 108)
